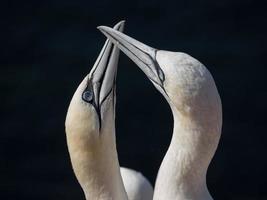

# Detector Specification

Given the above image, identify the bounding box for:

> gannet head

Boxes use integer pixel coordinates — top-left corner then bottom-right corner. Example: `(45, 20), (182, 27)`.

(65, 22), (125, 198)
(98, 26), (222, 127)
(66, 22), (124, 140)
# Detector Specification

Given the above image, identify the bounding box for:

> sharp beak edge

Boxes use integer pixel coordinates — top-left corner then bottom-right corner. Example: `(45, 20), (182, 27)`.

(84, 21), (125, 127)
(97, 25), (165, 88)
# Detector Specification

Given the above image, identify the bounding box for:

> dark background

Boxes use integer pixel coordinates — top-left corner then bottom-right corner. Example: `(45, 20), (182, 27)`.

(2, 0), (267, 199)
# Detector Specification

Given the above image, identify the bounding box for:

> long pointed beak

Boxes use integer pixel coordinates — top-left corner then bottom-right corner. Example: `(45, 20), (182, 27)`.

(84, 21), (125, 124)
(97, 26), (165, 89)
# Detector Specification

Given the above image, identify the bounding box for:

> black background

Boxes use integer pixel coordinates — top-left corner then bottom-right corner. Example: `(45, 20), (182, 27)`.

(2, 0), (267, 199)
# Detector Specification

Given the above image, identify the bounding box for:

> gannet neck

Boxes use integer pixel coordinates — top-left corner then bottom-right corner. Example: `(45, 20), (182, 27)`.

(81, 134), (127, 200)
(152, 51), (222, 200)
(66, 90), (128, 200)
(153, 102), (221, 200)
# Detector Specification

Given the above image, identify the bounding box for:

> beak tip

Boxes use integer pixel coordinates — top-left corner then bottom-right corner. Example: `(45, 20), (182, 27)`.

(97, 26), (113, 40)
(97, 25), (111, 33)
(97, 25), (104, 30)
(98, 19), (126, 34)
(119, 20), (126, 24)
(118, 20), (126, 29)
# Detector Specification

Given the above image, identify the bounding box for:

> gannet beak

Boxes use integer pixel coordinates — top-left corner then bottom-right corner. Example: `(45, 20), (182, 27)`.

(97, 26), (165, 90)
(84, 21), (125, 124)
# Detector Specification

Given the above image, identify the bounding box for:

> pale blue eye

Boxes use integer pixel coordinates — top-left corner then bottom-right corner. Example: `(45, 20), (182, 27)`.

(82, 90), (93, 103)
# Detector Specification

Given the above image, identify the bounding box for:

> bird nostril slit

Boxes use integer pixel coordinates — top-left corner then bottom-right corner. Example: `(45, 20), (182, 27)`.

(82, 90), (94, 103)
(158, 68), (165, 82)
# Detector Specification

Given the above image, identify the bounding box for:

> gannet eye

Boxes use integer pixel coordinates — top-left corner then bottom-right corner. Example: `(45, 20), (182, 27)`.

(82, 90), (94, 103)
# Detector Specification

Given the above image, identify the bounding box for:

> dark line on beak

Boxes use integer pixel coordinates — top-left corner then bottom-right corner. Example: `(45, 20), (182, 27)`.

(84, 43), (115, 130)
(89, 41), (109, 82)
(96, 43), (115, 130)
(98, 43), (115, 105)
(104, 31), (169, 97)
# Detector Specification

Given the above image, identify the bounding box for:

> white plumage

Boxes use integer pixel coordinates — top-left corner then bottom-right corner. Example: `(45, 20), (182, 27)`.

(121, 167), (153, 200)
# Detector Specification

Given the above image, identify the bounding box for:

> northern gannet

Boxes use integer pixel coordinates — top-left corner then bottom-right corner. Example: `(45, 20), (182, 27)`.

(65, 21), (153, 200)
(98, 26), (222, 200)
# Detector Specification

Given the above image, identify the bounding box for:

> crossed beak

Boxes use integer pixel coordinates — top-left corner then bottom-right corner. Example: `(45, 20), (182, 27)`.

(97, 26), (165, 91)
(84, 21), (124, 126)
